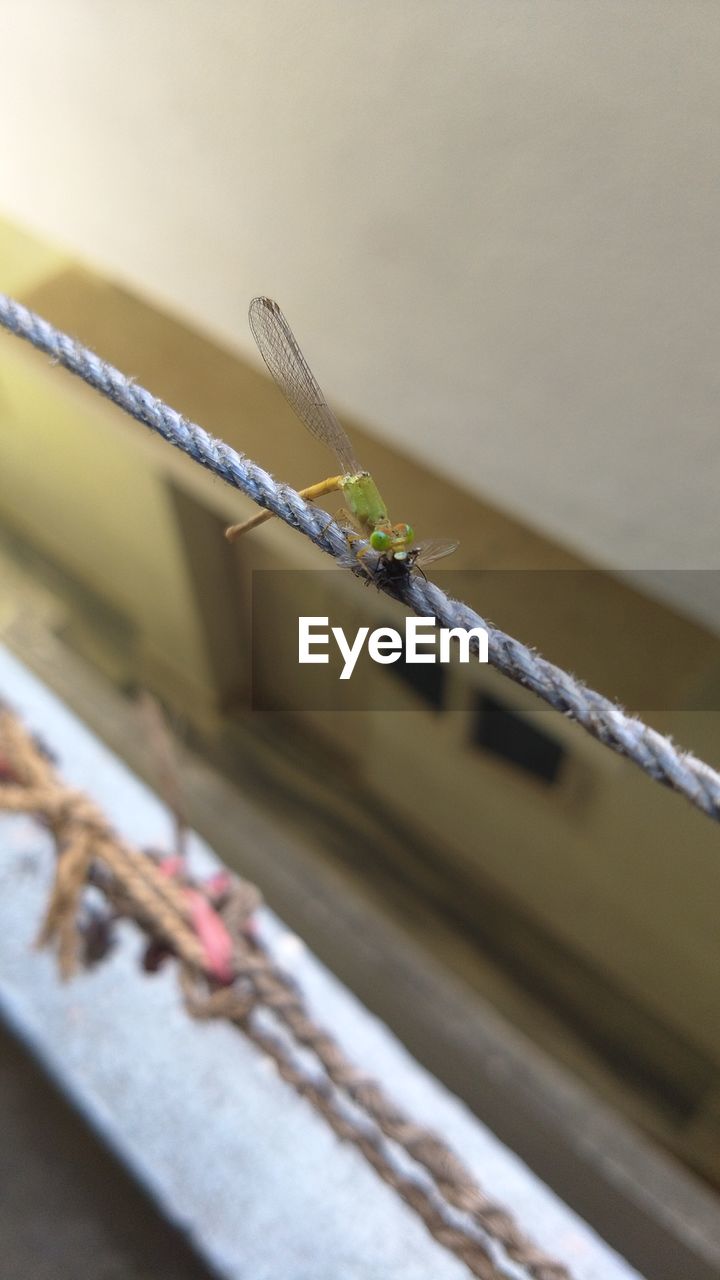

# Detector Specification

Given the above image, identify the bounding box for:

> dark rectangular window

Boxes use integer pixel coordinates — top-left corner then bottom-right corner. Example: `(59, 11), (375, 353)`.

(472, 693), (565, 784)
(390, 648), (446, 709)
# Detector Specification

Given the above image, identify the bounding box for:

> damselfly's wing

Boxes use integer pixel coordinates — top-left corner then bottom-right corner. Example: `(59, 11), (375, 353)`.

(415, 538), (459, 567)
(249, 297), (361, 475)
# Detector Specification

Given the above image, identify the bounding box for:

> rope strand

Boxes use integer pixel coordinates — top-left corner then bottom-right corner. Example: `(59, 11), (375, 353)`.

(0, 706), (571, 1280)
(0, 293), (717, 823)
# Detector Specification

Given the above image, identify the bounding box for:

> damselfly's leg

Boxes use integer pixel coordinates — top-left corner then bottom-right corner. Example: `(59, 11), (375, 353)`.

(225, 475), (345, 541)
(320, 504), (356, 536)
(338, 523), (376, 578)
(320, 508), (373, 576)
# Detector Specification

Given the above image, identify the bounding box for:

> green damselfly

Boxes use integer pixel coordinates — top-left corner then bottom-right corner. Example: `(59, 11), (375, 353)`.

(226, 297), (458, 575)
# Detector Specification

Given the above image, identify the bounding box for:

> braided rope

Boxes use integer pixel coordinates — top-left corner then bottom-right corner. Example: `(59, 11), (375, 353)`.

(0, 293), (717, 823)
(0, 706), (571, 1280)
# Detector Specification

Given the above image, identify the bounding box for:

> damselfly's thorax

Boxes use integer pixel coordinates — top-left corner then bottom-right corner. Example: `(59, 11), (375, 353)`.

(340, 471), (388, 530)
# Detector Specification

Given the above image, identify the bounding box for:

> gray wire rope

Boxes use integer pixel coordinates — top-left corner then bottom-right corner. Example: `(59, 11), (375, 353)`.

(1, 292), (719, 823)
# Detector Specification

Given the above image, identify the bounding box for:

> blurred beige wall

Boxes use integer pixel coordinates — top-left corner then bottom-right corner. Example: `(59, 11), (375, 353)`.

(1, 4), (720, 611)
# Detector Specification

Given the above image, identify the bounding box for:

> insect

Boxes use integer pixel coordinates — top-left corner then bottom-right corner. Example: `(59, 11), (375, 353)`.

(225, 297), (458, 576)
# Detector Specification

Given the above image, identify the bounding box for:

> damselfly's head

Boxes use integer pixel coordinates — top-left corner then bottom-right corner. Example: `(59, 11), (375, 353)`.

(370, 522), (414, 560)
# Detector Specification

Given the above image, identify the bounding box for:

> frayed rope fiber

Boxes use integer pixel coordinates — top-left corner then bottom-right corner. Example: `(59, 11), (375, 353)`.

(1, 293), (719, 825)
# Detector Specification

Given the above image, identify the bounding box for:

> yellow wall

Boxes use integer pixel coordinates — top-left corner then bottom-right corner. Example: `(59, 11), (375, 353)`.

(3, 4), (720, 630)
(1, 223), (719, 1181)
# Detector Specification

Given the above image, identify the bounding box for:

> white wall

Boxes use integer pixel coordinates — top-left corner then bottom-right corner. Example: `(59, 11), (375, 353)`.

(2, 3), (720, 590)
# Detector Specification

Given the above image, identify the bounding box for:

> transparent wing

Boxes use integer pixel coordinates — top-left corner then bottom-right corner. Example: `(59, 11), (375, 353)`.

(249, 297), (361, 475)
(415, 538), (459, 567)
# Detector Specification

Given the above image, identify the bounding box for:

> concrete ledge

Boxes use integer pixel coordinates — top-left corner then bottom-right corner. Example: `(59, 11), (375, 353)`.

(1, 644), (645, 1279)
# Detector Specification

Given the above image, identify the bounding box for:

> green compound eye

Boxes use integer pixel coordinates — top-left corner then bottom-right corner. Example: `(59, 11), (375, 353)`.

(403, 524), (414, 546)
(371, 528), (392, 551)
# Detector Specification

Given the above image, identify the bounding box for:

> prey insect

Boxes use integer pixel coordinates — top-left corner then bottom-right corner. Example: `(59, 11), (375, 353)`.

(225, 297), (458, 576)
